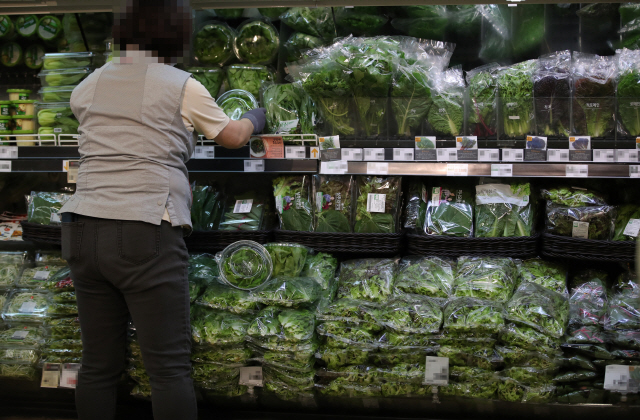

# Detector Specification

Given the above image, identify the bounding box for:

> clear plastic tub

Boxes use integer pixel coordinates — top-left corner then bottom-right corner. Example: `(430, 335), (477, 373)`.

(38, 67), (91, 87)
(0, 16), (16, 40)
(43, 52), (94, 70)
(217, 89), (258, 121)
(217, 240), (273, 290)
(11, 100), (36, 118)
(15, 15), (38, 39)
(2, 290), (50, 323)
(7, 89), (31, 101)
(38, 86), (75, 103)
(1, 42), (23, 67)
(36, 15), (62, 42)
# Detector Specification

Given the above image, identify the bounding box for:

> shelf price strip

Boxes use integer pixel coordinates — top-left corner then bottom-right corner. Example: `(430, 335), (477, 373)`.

(446, 163), (468, 177)
(244, 160), (264, 172)
(491, 164), (513, 177)
(566, 164), (588, 177)
(631, 166), (640, 178)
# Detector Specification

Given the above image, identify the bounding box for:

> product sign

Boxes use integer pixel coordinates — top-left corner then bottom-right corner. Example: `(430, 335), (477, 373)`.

(623, 219), (640, 238)
(490, 164), (514, 178)
(244, 160), (264, 172)
(446, 164), (468, 177)
(366, 194), (386, 213)
(393, 148), (414, 161)
(526, 135), (547, 150)
(364, 148), (385, 161)
(572, 221), (589, 239)
(456, 136), (477, 150)
(320, 161), (348, 175)
(366, 162), (388, 175)
(424, 356), (449, 386)
(233, 199), (253, 214)
(41, 363), (61, 388)
(250, 136), (283, 159)
(604, 365), (640, 393)
(59, 363), (81, 389)
(566, 164), (588, 177)
(319, 135), (340, 150)
(415, 136), (436, 150)
(569, 136), (591, 151)
(239, 366), (263, 387)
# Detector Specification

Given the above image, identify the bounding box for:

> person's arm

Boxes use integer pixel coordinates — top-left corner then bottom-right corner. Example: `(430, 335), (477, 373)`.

(216, 118), (255, 149)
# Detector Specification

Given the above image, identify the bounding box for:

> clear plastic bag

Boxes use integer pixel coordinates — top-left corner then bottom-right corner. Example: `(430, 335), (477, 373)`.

(611, 330), (640, 350)
(317, 377), (382, 397)
(191, 363), (240, 383)
(453, 257), (518, 302)
(613, 204), (640, 241)
(0, 253), (24, 289)
(475, 183), (533, 238)
(425, 67), (465, 137)
(424, 184), (474, 237)
(301, 252), (338, 291)
(218, 194), (266, 232)
(195, 282), (259, 315)
(443, 297), (505, 338)
(496, 346), (560, 370)
(353, 176), (402, 234)
(334, 7), (388, 37)
(316, 298), (382, 332)
(2, 290), (49, 323)
(617, 48), (640, 137)
(566, 326), (608, 345)
(390, 6), (448, 40)
(316, 346), (370, 369)
(497, 60), (537, 139)
(284, 32), (324, 62)
(262, 82), (316, 135)
(26, 191), (72, 225)
(247, 306), (315, 342)
(505, 282), (569, 339)
(438, 345), (503, 370)
(394, 256), (455, 298)
(261, 350), (316, 372)
(369, 294), (443, 334)
(263, 243), (310, 277)
(279, 7), (336, 42)
(569, 275), (608, 327)
(312, 175), (354, 233)
(533, 50), (572, 137)
(190, 306), (250, 347)
(15, 266), (66, 289)
(317, 322), (379, 349)
(249, 276), (320, 308)
(273, 175), (313, 232)
(337, 258), (399, 303)
(0, 326), (45, 349)
(518, 258), (568, 295)
(606, 294), (640, 330)
(466, 63), (499, 137)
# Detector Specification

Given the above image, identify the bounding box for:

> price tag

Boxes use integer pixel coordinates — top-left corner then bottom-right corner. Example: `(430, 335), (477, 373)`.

(548, 149), (570, 162)
(285, 146), (306, 159)
(437, 148), (457, 162)
(617, 149), (639, 163)
(11, 330), (29, 340)
(41, 363), (61, 388)
(320, 161), (348, 175)
(33, 270), (50, 280)
(593, 149), (615, 163)
(0, 160), (11, 172)
(366, 162), (388, 175)
(491, 164), (513, 177)
(572, 221), (589, 238)
(605, 365), (639, 393)
(59, 363), (81, 389)
(63, 160), (79, 183)
(244, 160), (264, 172)
(446, 163), (468, 177)
(424, 356), (449, 386)
(623, 219), (640, 238)
(631, 166), (640, 178)
(364, 148), (385, 161)
(194, 146), (215, 159)
(233, 199), (253, 214)
(478, 149), (500, 162)
(309, 147), (320, 159)
(502, 149), (524, 162)
(0, 146), (18, 159)
(366, 194), (386, 213)
(19, 301), (36, 313)
(239, 366), (263, 387)
(393, 148), (414, 161)
(566, 164), (588, 177)
(341, 148), (363, 161)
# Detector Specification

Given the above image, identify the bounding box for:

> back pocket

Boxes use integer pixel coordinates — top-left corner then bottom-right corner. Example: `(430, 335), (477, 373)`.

(61, 222), (84, 264)
(117, 221), (160, 265)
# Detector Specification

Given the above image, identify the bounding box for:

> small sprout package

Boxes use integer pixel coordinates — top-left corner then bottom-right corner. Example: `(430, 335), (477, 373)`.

(474, 182), (534, 238)
(337, 258), (398, 303)
(505, 282), (570, 339)
(2, 290), (49, 323)
(394, 256), (455, 298)
(312, 175), (354, 233)
(353, 176), (401, 233)
(273, 175), (313, 232)
(453, 257), (518, 302)
(424, 184), (474, 237)
(187, 68), (225, 98)
(249, 276), (321, 308)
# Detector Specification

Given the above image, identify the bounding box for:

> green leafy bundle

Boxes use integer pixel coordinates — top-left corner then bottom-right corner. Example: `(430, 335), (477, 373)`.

(424, 184), (474, 237)
(313, 175), (353, 232)
(391, 63), (433, 138)
(27, 192), (72, 225)
(284, 32), (324, 62)
(193, 23), (235, 66)
(264, 243), (309, 277)
(316, 346), (370, 369)
(272, 176), (313, 231)
(395, 256), (455, 298)
(505, 282), (569, 338)
(262, 83), (315, 134)
(301, 252), (338, 291)
(617, 49), (640, 136)
(334, 7), (388, 37)
(187, 68), (225, 98)
(518, 258), (567, 295)
(220, 246), (271, 290)
(370, 294), (443, 334)
(499, 323), (561, 352)
(498, 60), (536, 138)
(190, 184), (223, 231)
(250, 276), (321, 308)
(226, 64), (274, 98)
(467, 64), (499, 137)
(613, 204), (640, 241)
(353, 176), (401, 233)
(279, 7), (335, 41)
(191, 345), (251, 364)
(337, 258), (398, 303)
(454, 257), (518, 302)
(403, 179), (427, 231)
(195, 282), (258, 315)
(438, 345), (502, 370)
(248, 306), (316, 342)
(474, 183), (533, 238)
(190, 306), (250, 347)
(233, 20), (279, 65)
(427, 67), (465, 137)
(316, 298), (382, 333)
(443, 297), (505, 338)
(218, 194), (265, 232)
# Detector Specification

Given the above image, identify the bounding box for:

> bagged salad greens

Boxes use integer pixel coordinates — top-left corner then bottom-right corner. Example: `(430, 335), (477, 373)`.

(333, 7), (388, 37)
(496, 346), (559, 370)
(568, 270), (608, 327)
(505, 282), (570, 339)
(394, 256), (455, 298)
(262, 82), (316, 134)
(190, 183), (223, 231)
(390, 6), (448, 40)
(369, 294), (443, 334)
(279, 7), (336, 42)
(217, 89), (258, 121)
(317, 322), (379, 349)
(337, 258), (398, 303)
(438, 345), (503, 370)
(16, 266), (66, 289)
(474, 182), (534, 238)
(616, 48), (640, 137)
(0, 253), (24, 289)
(453, 257), (518, 302)
(195, 282), (258, 315)
(497, 60), (537, 139)
(226, 64), (274, 98)
(316, 298), (382, 333)
(500, 323), (561, 352)
(518, 258), (568, 295)
(316, 346), (370, 369)
(284, 32), (323, 62)
(424, 183), (473, 237)
(193, 22), (235, 66)
(606, 291), (640, 331)
(190, 306), (250, 347)
(443, 297), (505, 338)
(566, 326), (608, 345)
(26, 191), (72, 225)
(466, 63), (499, 137)
(218, 193), (266, 232)
(249, 276), (320, 308)
(426, 67), (465, 137)
(312, 175), (354, 233)
(273, 175), (313, 232)
(613, 204), (640, 241)
(191, 345), (251, 365)
(247, 306), (315, 342)
(353, 176), (401, 233)
(233, 20), (279, 65)
(0, 326), (45, 348)
(301, 252), (338, 292)
(264, 243), (309, 277)
(533, 50), (572, 137)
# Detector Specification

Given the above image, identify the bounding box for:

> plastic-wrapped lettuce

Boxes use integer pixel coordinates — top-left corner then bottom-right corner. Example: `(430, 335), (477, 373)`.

(260, 350), (315, 372)
(518, 258), (568, 295)
(337, 258), (398, 303)
(443, 297), (505, 338)
(191, 363), (240, 383)
(218, 241), (273, 290)
(613, 204), (640, 241)
(606, 293), (640, 331)
(193, 22), (235, 66)
(334, 7), (388, 37)
(438, 346), (503, 370)
(279, 7), (335, 42)
(566, 326), (608, 344)
(316, 346), (370, 369)
(390, 6), (448, 40)
(247, 306), (315, 342)
(233, 20), (279, 65)
(505, 282), (569, 339)
(453, 257), (518, 302)
(190, 306), (250, 347)
(195, 282), (258, 315)
(318, 377), (381, 397)
(496, 346), (560, 370)
(262, 82), (316, 135)
(354, 176), (402, 233)
(474, 183), (534, 238)
(191, 345), (250, 365)
(369, 294), (443, 334)
(312, 175), (354, 233)
(317, 322), (379, 349)
(569, 270), (608, 327)
(394, 256), (455, 298)
(301, 252), (338, 291)
(424, 184), (474, 237)
(249, 276), (320, 308)
(440, 380), (498, 399)
(284, 32), (323, 62)
(316, 298), (382, 333)
(263, 243), (309, 277)
(500, 323), (562, 352)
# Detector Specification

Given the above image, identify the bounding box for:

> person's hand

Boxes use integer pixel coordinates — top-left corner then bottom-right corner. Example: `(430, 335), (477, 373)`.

(241, 108), (267, 134)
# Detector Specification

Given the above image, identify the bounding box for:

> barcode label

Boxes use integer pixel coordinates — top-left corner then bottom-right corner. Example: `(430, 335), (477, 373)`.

(437, 148), (457, 162)
(53, 128), (63, 133)
(244, 160), (264, 172)
(320, 161), (348, 174)
(605, 365), (638, 392)
(233, 199), (253, 214)
(393, 148), (414, 161)
(41, 363), (61, 388)
(67, 171), (77, 184)
(478, 149), (500, 162)
(366, 194), (387, 213)
(491, 164), (513, 177)
(364, 148), (385, 161)
(366, 162), (388, 175)
(194, 146), (215, 159)
(502, 149), (524, 162)
(0, 160), (11, 172)
(0, 146), (18, 159)
(631, 166), (640, 178)
(548, 149), (570, 162)
(617, 149), (639, 163)
(33, 270), (50, 280)
(341, 148), (363, 161)
(424, 356), (449, 386)
(11, 330), (29, 340)
(239, 366), (263, 387)
(285, 146), (306, 159)
(593, 149), (615, 162)
(446, 163), (468, 177)
(566, 164), (588, 177)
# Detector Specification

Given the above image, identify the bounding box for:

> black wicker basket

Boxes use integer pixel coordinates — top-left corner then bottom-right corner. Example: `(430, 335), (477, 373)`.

(273, 230), (404, 254)
(541, 233), (636, 262)
(184, 230), (272, 253)
(20, 222), (62, 246)
(406, 232), (540, 259)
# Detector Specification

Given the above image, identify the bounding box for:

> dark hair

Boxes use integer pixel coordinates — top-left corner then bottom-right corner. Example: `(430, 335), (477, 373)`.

(113, 0), (192, 63)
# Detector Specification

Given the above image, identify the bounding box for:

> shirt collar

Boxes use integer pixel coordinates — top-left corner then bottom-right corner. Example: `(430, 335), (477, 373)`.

(113, 50), (174, 65)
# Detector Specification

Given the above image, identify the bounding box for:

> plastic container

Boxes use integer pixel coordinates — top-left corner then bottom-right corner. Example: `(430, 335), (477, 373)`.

(12, 117), (34, 131)
(7, 89), (31, 101)
(226, 64), (274, 97)
(0, 16), (15, 40)
(0, 116), (11, 131)
(216, 240), (273, 290)
(1, 290), (49, 323)
(38, 67), (91, 87)
(13, 130), (36, 146)
(23, 44), (45, 70)
(233, 20), (279, 65)
(43, 52), (94, 70)
(38, 86), (75, 103)
(36, 15), (62, 43)
(36, 102), (76, 130)
(217, 89), (258, 121)
(0, 101), (10, 117)
(11, 100), (36, 118)
(0, 42), (22, 67)
(15, 15), (38, 38)
(186, 67), (225, 98)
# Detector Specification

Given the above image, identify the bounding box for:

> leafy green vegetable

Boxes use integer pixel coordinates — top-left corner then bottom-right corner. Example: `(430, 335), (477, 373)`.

(353, 176), (401, 233)
(319, 377), (381, 397)
(426, 68), (465, 137)
(190, 306), (250, 347)
(370, 294), (443, 334)
(572, 53), (616, 138)
(334, 7), (388, 37)
(518, 258), (567, 295)
(443, 297), (505, 338)
(190, 184), (223, 231)
(273, 176), (313, 232)
(0, 326), (45, 348)
(316, 346), (370, 369)
(440, 381), (497, 399)
(27, 191), (72, 225)
(474, 183), (533, 238)
(424, 184), (474, 237)
(318, 322), (379, 349)
(541, 187), (608, 207)
(613, 204), (640, 241)
(233, 20), (279, 65)
(284, 32), (323, 62)
(262, 83), (316, 134)
(280, 7), (335, 41)
(37, 106), (78, 129)
(220, 244), (271, 290)
(618, 52), (640, 136)
(391, 63), (433, 138)
(438, 345), (502, 370)
(317, 298), (381, 331)
(301, 252), (338, 291)
(498, 60), (536, 139)
(187, 68), (224, 98)
(264, 243), (309, 277)
(218, 194), (265, 232)
(497, 378), (525, 402)
(193, 23), (235, 66)
(217, 89), (258, 121)
(259, 8), (289, 20)
(337, 258), (398, 303)
(505, 282), (569, 338)
(533, 51), (572, 137)
(226, 64), (274, 98)
(390, 6), (448, 40)
(453, 257), (518, 302)
(395, 256), (455, 298)
(248, 306), (315, 342)
(195, 282), (258, 315)
(313, 175), (353, 233)
(191, 345), (250, 364)
(496, 346), (560, 369)
(214, 8), (243, 19)
(467, 64), (499, 137)
(250, 276), (320, 308)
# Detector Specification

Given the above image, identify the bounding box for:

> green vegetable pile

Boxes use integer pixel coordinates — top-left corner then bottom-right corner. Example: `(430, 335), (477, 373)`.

(613, 204), (640, 241)
(262, 83), (315, 134)
(498, 60), (536, 139)
(190, 306), (250, 347)
(233, 20), (279, 65)
(249, 276), (320, 308)
(426, 67), (465, 137)
(395, 256), (455, 298)
(505, 282), (569, 338)
(193, 23), (235, 66)
(353, 176), (401, 233)
(264, 243), (309, 277)
(313, 175), (353, 233)
(474, 183), (533, 238)
(453, 257), (518, 302)
(226, 64), (274, 98)
(284, 32), (324, 62)
(337, 258), (398, 303)
(518, 258), (568, 295)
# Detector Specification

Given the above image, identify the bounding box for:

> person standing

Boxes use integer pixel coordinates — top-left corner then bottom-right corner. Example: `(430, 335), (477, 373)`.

(59, 1), (266, 419)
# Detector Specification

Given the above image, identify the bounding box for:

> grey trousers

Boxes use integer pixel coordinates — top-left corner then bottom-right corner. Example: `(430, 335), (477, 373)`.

(61, 215), (197, 420)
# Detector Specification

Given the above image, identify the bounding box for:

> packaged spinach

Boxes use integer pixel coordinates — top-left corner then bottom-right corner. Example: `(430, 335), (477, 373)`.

(518, 258), (568, 295)
(443, 297), (505, 338)
(402, 178), (427, 231)
(453, 257), (519, 303)
(272, 175), (313, 232)
(226, 64), (274, 98)
(190, 183), (224, 231)
(505, 282), (570, 339)
(353, 176), (401, 233)
(312, 175), (354, 233)
(218, 193), (265, 232)
(424, 184), (474, 237)
(474, 182), (534, 238)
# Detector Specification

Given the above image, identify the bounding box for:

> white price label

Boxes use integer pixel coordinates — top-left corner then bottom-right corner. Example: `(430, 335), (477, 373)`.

(50, 213), (61, 223)
(631, 166), (640, 178)
(548, 149), (570, 162)
(0, 146), (18, 159)
(11, 330), (29, 340)
(617, 149), (639, 163)
(478, 149), (500, 162)
(566, 164), (588, 177)
(320, 161), (348, 174)
(502, 149), (524, 162)
(285, 146), (306, 159)
(572, 221), (590, 239)
(239, 366), (263, 387)
(41, 363), (61, 389)
(341, 148), (363, 161)
(623, 219), (640, 238)
(244, 160), (264, 172)
(364, 148), (385, 161)
(33, 270), (50, 280)
(59, 363), (81, 389)
(437, 148), (457, 162)
(19, 301), (36, 313)
(446, 163), (468, 177)
(491, 164), (513, 177)
(366, 162), (388, 175)
(393, 148), (414, 161)
(233, 199), (253, 214)
(593, 149), (615, 163)
(366, 194), (386, 213)
(278, 119), (299, 133)
(0, 160), (11, 172)
(424, 356), (449, 386)
(604, 365), (639, 393)
(194, 146), (215, 159)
